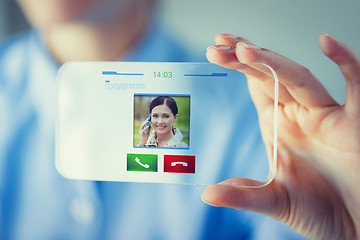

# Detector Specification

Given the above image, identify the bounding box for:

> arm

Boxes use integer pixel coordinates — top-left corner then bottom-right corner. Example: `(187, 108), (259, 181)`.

(202, 33), (360, 240)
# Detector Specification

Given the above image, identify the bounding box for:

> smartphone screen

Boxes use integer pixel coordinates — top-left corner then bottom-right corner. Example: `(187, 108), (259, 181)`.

(56, 62), (272, 186)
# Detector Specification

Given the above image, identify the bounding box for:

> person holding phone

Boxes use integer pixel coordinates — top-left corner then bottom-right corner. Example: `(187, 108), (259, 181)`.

(138, 96), (189, 148)
(0, 0), (307, 239)
(202, 33), (360, 240)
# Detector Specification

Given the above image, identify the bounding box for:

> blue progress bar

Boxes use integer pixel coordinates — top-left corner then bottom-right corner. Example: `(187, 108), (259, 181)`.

(184, 73), (227, 77)
(102, 71), (144, 76)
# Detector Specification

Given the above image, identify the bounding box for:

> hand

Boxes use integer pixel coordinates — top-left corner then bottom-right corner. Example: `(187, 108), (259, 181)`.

(202, 33), (360, 240)
(138, 118), (151, 146)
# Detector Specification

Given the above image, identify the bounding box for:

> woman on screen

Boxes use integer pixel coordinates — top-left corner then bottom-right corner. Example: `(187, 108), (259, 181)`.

(138, 96), (189, 148)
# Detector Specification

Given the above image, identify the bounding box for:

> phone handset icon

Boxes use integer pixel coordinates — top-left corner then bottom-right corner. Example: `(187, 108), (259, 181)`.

(135, 157), (150, 169)
(171, 161), (188, 167)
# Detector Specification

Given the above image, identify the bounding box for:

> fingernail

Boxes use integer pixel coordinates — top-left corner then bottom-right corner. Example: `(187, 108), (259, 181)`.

(201, 191), (224, 207)
(222, 33), (241, 40)
(236, 42), (261, 50)
(218, 181), (240, 187)
(321, 32), (332, 39)
(208, 45), (233, 51)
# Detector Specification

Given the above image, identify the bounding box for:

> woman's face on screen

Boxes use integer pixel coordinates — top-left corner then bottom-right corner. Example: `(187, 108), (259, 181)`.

(151, 104), (178, 135)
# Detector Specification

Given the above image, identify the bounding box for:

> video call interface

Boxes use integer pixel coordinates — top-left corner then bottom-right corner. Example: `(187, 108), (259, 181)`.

(56, 62), (269, 185)
(131, 94), (193, 174)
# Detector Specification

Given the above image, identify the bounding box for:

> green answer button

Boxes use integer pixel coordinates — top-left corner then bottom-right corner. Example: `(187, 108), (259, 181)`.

(127, 154), (158, 172)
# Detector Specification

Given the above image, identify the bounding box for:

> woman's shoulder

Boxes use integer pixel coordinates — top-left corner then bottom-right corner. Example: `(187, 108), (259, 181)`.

(178, 141), (189, 148)
(170, 128), (188, 148)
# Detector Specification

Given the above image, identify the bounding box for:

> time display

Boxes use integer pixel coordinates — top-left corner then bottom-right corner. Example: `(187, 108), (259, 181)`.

(153, 71), (173, 78)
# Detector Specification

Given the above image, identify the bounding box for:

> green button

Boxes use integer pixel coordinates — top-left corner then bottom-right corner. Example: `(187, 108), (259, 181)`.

(127, 154), (158, 172)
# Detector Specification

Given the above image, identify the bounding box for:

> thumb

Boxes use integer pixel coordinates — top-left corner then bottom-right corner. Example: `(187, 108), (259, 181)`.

(201, 178), (285, 219)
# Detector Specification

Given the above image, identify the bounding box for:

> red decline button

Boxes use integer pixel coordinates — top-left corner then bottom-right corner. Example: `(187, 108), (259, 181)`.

(164, 155), (195, 174)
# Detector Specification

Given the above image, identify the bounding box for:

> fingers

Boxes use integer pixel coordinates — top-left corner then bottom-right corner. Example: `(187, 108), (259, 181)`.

(209, 33), (265, 75)
(141, 125), (150, 133)
(139, 119), (150, 134)
(209, 34), (268, 77)
(207, 44), (295, 105)
(206, 45), (265, 76)
(208, 33), (341, 110)
(235, 42), (338, 109)
(140, 121), (146, 131)
(319, 33), (360, 115)
(201, 178), (285, 218)
(215, 33), (250, 46)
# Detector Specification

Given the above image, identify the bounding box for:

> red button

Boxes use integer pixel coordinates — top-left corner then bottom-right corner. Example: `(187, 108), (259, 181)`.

(164, 155), (195, 174)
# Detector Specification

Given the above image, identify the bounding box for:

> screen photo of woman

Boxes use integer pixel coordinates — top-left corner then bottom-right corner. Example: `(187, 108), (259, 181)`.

(134, 95), (190, 149)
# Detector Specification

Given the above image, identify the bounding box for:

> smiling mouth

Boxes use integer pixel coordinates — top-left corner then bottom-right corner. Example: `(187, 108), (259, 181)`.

(156, 125), (166, 130)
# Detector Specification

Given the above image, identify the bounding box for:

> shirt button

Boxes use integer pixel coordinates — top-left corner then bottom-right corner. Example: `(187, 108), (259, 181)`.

(69, 198), (95, 225)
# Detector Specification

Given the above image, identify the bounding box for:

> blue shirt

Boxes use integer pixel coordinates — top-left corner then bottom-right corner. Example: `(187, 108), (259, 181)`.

(0, 22), (304, 239)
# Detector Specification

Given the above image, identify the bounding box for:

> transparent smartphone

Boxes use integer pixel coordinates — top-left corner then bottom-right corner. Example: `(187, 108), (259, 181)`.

(55, 62), (277, 186)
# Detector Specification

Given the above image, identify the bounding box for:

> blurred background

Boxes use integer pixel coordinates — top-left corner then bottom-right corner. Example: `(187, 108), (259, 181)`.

(0, 0), (29, 38)
(1, 0), (360, 103)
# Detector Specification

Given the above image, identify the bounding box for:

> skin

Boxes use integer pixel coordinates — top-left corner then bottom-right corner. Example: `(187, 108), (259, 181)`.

(139, 104), (178, 147)
(16, 0), (153, 64)
(201, 33), (360, 239)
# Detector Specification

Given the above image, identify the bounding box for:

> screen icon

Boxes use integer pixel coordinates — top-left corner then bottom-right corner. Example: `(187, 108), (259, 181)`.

(164, 155), (195, 173)
(127, 154), (158, 172)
